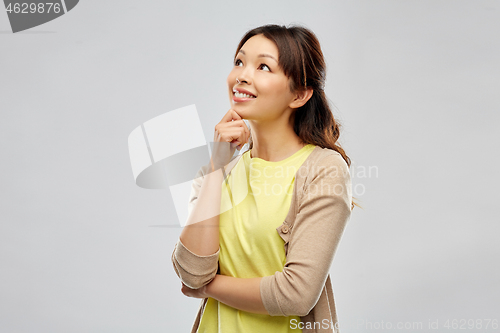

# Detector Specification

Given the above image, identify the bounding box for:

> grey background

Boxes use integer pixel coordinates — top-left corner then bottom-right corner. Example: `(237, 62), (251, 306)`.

(1, 1), (498, 332)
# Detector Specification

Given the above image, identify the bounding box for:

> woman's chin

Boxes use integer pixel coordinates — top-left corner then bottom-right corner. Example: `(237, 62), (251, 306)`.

(231, 107), (247, 117)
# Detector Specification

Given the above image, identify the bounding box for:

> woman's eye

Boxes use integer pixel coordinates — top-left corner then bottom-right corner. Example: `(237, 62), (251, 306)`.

(234, 59), (243, 66)
(259, 64), (271, 72)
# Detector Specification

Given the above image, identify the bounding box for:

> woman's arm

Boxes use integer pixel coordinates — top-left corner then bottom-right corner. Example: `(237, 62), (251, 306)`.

(172, 160), (232, 289)
(181, 274), (268, 315)
(172, 109), (249, 289)
(177, 109), (248, 256)
(180, 153), (351, 317)
(171, 162), (226, 290)
(179, 165), (224, 256)
(259, 152), (352, 317)
(205, 275), (268, 315)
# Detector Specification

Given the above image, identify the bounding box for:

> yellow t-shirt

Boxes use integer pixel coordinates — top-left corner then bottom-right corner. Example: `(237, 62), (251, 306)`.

(197, 144), (316, 333)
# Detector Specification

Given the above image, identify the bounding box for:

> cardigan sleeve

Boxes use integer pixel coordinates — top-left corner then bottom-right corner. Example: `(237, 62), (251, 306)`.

(171, 238), (220, 289)
(171, 163), (220, 289)
(260, 152), (352, 316)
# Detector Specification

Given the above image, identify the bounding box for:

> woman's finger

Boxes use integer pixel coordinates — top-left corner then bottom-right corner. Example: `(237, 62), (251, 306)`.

(216, 118), (249, 145)
(210, 109), (249, 168)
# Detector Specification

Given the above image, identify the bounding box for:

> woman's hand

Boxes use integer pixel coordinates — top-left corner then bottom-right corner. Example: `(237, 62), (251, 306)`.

(181, 282), (208, 299)
(210, 109), (250, 171)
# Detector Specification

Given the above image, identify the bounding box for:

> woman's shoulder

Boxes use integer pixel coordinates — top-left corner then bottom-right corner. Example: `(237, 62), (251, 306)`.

(307, 146), (347, 169)
(294, 146), (351, 189)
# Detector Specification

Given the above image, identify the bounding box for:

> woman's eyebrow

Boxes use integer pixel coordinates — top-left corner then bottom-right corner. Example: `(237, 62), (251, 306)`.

(258, 54), (278, 63)
(238, 49), (278, 63)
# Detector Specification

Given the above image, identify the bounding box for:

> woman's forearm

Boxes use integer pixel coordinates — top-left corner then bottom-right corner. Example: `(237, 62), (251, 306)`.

(179, 166), (224, 256)
(205, 275), (268, 315)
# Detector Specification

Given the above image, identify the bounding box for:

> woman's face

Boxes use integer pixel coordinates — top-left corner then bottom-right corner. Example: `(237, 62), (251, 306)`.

(227, 34), (296, 121)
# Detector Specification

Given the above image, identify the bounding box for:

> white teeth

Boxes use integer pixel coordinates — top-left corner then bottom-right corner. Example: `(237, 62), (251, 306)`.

(234, 91), (255, 98)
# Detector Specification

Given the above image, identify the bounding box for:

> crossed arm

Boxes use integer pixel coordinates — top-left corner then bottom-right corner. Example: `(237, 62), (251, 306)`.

(172, 161), (269, 315)
(180, 274), (268, 315)
(173, 153), (352, 317)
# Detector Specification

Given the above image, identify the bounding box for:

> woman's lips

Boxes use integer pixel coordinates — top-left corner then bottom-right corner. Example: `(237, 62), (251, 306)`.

(233, 95), (255, 102)
(233, 89), (257, 103)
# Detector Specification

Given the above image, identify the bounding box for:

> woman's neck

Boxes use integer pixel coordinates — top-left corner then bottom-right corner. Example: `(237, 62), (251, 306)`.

(249, 130), (306, 162)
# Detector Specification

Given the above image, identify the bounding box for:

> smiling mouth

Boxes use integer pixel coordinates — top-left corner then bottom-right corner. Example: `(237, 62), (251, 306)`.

(233, 90), (256, 98)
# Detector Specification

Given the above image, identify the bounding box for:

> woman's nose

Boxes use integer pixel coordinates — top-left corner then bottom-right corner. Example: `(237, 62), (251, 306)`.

(237, 68), (252, 84)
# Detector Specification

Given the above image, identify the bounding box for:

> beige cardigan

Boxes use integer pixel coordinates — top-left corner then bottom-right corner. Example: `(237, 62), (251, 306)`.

(172, 145), (352, 333)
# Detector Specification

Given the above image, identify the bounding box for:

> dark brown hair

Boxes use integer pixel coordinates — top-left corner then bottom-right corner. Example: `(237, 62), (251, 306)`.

(234, 24), (361, 210)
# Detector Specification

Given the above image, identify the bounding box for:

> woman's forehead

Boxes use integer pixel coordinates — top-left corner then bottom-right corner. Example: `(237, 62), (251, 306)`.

(239, 35), (279, 60)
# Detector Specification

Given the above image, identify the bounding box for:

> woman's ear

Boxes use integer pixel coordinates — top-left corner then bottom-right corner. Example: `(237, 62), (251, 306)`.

(289, 88), (314, 109)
